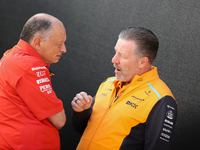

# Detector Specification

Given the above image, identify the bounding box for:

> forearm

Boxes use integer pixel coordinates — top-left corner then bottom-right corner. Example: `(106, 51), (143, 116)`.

(47, 109), (66, 130)
(72, 108), (92, 134)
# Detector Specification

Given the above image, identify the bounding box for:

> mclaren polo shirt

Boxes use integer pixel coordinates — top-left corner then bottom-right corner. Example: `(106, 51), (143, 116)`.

(73, 67), (178, 150)
(0, 40), (63, 150)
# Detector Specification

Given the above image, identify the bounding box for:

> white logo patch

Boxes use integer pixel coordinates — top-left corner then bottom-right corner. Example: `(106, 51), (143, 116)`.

(166, 110), (174, 120)
(36, 71), (46, 77)
(36, 78), (50, 84)
(39, 84), (52, 94)
(32, 66), (47, 71)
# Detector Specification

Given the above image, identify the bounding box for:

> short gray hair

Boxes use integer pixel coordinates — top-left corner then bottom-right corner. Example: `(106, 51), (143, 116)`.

(20, 17), (53, 43)
(119, 27), (159, 64)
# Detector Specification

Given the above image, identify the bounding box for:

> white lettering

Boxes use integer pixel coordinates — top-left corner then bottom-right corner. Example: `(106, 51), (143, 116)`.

(163, 128), (171, 133)
(36, 71), (46, 77)
(164, 123), (172, 129)
(167, 105), (175, 110)
(39, 84), (52, 93)
(32, 66), (47, 71)
(160, 137), (169, 142)
(47, 90), (52, 94)
(36, 78), (50, 84)
(164, 119), (173, 125)
(161, 132), (170, 139)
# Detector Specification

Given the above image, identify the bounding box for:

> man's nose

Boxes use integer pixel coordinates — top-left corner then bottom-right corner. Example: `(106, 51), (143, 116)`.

(111, 54), (119, 64)
(60, 44), (67, 53)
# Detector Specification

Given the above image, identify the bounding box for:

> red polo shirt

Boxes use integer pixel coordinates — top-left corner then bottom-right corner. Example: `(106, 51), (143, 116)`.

(0, 40), (64, 150)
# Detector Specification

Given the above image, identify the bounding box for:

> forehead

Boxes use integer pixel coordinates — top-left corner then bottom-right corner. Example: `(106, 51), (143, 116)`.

(115, 38), (136, 54)
(50, 22), (67, 42)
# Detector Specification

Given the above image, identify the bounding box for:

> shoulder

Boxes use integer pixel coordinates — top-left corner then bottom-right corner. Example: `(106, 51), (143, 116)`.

(104, 77), (116, 83)
(3, 47), (45, 71)
(96, 77), (116, 92)
(150, 78), (175, 99)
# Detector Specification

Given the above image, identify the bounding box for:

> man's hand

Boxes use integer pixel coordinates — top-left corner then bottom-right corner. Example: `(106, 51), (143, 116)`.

(71, 91), (93, 112)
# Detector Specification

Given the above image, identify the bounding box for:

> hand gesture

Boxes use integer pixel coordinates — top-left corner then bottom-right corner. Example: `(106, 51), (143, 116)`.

(71, 91), (93, 112)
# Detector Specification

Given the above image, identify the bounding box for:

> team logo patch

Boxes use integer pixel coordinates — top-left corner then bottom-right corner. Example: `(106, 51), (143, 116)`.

(166, 110), (174, 120)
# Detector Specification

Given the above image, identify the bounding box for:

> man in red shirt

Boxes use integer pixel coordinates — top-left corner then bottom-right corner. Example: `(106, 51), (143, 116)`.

(0, 13), (67, 149)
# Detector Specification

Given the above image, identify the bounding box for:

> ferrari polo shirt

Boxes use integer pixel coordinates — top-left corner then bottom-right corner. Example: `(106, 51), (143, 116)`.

(74, 67), (178, 150)
(0, 40), (63, 150)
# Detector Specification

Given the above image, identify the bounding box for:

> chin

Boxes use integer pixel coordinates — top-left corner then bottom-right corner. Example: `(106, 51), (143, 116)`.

(53, 60), (59, 64)
(115, 75), (123, 81)
(115, 75), (131, 83)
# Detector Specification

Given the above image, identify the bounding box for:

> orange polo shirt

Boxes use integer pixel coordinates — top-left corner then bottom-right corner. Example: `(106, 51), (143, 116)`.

(0, 40), (63, 150)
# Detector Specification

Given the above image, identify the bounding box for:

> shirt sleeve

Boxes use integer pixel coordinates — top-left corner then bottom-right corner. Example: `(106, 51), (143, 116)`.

(16, 66), (63, 120)
(72, 96), (95, 134)
(144, 95), (178, 150)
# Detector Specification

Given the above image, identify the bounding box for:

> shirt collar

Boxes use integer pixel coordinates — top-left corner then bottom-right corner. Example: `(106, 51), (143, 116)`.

(130, 66), (159, 84)
(114, 66), (159, 88)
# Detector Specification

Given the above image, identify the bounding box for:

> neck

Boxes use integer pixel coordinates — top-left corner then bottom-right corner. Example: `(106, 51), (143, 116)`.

(122, 81), (130, 87)
(122, 65), (152, 87)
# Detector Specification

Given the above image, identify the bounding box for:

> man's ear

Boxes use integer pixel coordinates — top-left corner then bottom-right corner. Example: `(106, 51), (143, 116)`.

(30, 37), (43, 52)
(139, 57), (149, 68)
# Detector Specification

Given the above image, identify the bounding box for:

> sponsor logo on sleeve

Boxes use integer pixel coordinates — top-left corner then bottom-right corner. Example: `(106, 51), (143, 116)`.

(32, 66), (47, 71)
(160, 121), (172, 142)
(164, 123), (172, 129)
(39, 84), (52, 94)
(36, 77), (50, 84)
(36, 71), (46, 77)
(167, 105), (175, 110)
(166, 110), (174, 120)
(159, 110), (175, 143)
(164, 119), (173, 125)
(163, 127), (171, 133)
(160, 133), (170, 142)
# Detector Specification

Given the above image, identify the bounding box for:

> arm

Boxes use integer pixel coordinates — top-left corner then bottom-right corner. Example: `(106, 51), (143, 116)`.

(71, 92), (94, 134)
(72, 107), (92, 134)
(47, 109), (66, 130)
(16, 65), (66, 123)
(144, 96), (178, 150)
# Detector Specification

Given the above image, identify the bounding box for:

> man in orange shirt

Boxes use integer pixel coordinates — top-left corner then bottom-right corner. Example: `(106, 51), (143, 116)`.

(71, 27), (178, 150)
(0, 13), (66, 149)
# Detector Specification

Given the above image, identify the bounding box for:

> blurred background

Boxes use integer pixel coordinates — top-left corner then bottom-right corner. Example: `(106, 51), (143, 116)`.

(0, 0), (200, 149)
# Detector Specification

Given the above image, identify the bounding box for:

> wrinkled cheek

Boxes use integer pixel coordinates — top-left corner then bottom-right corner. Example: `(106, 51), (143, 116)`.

(121, 70), (131, 80)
